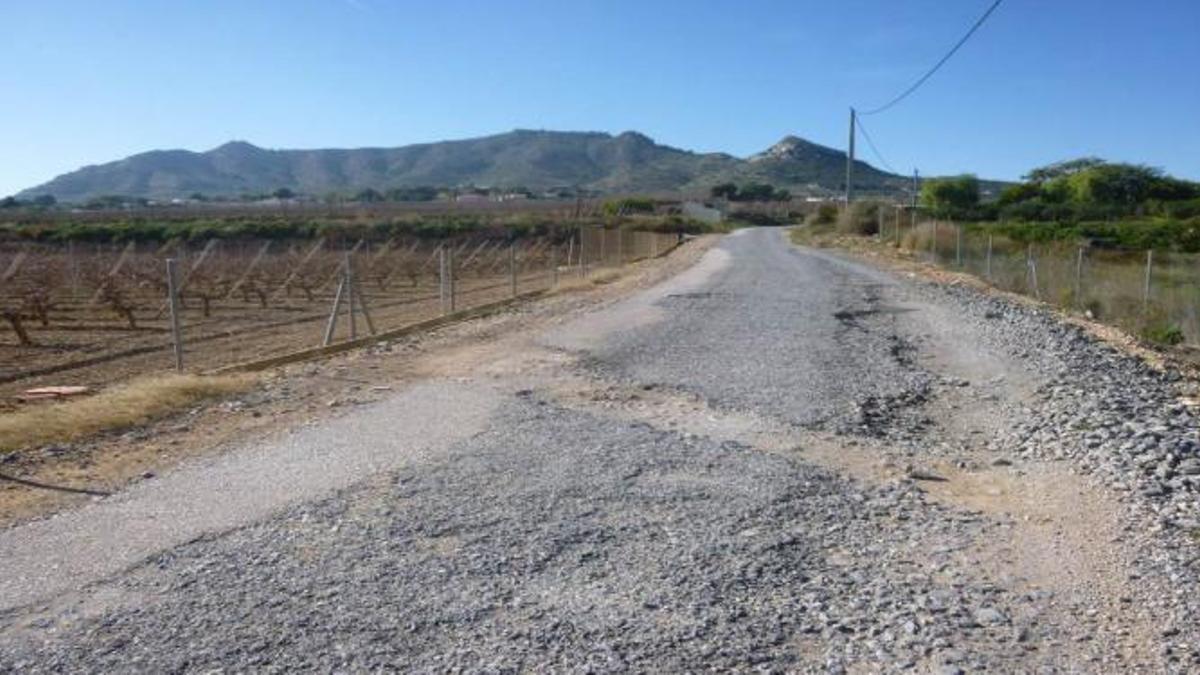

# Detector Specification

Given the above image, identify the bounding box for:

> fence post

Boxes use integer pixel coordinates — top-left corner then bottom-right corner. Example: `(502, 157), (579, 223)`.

(894, 209), (901, 246)
(1143, 249), (1153, 317)
(444, 244), (455, 313)
(955, 223), (962, 267)
(438, 244), (448, 315)
(165, 258), (184, 372)
(1026, 243), (1041, 299)
(509, 241), (517, 297)
(599, 228), (607, 266)
(322, 273), (347, 346)
(345, 251), (357, 340)
(985, 235), (993, 280)
(579, 227), (587, 278)
(617, 228), (624, 265)
(931, 220), (938, 262)
(552, 244), (559, 287)
(1074, 246), (1084, 308)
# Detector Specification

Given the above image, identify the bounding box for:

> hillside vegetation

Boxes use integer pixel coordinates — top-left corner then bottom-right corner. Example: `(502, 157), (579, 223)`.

(14, 130), (920, 204)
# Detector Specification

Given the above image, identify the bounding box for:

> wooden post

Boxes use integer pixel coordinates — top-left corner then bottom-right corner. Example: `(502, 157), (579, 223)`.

(955, 223), (962, 267)
(166, 258), (184, 372)
(617, 228), (624, 264)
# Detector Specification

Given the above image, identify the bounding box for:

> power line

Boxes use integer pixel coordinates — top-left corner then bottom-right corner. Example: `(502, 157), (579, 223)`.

(853, 115), (897, 174)
(858, 0), (1003, 116)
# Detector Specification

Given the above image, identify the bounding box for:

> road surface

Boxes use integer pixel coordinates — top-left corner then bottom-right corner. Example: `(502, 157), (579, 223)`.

(2, 228), (1198, 672)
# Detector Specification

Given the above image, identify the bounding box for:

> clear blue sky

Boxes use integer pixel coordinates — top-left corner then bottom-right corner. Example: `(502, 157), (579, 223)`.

(3, 0), (1198, 197)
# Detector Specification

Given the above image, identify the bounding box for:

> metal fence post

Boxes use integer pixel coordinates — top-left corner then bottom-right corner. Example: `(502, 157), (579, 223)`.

(985, 235), (993, 280)
(894, 209), (901, 246)
(165, 258), (183, 372)
(509, 241), (517, 297)
(1074, 246), (1084, 308)
(345, 251), (357, 339)
(955, 223), (962, 267)
(1026, 243), (1041, 299)
(322, 271), (347, 346)
(617, 228), (624, 265)
(579, 227), (587, 278)
(438, 244), (448, 315)
(447, 244), (456, 313)
(551, 244), (559, 287)
(1143, 249), (1153, 316)
(931, 220), (938, 262)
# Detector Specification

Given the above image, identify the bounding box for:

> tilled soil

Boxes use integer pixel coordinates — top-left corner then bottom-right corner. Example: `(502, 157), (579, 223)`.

(1, 228), (1198, 672)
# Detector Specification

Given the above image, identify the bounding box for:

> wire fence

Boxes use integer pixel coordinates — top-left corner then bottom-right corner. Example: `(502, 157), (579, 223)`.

(0, 226), (680, 397)
(888, 218), (1200, 346)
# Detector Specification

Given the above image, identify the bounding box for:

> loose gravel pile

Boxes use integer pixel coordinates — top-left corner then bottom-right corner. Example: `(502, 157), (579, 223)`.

(902, 281), (1200, 663)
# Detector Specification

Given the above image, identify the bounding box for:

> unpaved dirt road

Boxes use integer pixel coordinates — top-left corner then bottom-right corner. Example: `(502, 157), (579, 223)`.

(2, 228), (1199, 672)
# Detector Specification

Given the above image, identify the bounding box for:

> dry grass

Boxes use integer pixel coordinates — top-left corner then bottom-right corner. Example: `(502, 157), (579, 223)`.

(0, 374), (254, 452)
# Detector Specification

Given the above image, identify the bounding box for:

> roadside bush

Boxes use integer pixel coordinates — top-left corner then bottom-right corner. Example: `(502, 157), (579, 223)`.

(1142, 322), (1185, 346)
(806, 203), (839, 227)
(837, 201), (883, 236)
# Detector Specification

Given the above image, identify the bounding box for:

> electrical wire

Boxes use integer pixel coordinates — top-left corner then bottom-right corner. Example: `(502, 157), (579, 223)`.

(853, 115), (898, 174)
(858, 0), (1003, 116)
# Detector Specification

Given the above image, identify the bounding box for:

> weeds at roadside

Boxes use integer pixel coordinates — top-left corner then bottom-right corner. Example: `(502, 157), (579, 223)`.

(0, 374), (254, 452)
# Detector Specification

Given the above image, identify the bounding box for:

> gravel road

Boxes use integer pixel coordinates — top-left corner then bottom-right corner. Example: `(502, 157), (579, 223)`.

(2, 227), (1198, 672)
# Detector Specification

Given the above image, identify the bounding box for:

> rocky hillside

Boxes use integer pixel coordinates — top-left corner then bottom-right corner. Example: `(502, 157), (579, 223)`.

(19, 130), (911, 203)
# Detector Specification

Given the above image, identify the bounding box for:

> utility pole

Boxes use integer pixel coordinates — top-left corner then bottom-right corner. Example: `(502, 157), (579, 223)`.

(845, 107), (856, 205)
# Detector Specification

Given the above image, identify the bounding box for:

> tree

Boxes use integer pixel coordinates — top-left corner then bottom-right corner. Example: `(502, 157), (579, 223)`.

(31, 194), (56, 207)
(1066, 163), (1161, 205)
(997, 182), (1040, 205)
(736, 183), (777, 202)
(710, 183), (739, 200)
(273, 187), (296, 200)
(920, 175), (980, 212)
(0, 196), (20, 209)
(1024, 157), (1105, 184)
(355, 188), (384, 203)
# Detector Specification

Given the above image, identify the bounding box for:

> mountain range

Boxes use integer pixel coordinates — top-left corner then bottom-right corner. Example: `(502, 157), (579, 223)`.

(18, 130), (917, 203)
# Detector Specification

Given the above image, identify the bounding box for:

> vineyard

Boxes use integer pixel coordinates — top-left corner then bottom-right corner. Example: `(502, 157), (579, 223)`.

(0, 226), (679, 401)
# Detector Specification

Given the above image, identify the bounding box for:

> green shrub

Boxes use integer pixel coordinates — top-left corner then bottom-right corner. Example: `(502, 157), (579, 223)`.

(1142, 323), (1185, 346)
(837, 201), (883, 235)
(807, 204), (839, 226)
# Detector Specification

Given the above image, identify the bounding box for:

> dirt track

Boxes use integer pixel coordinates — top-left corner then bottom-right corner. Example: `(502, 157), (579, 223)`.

(1, 228), (1198, 672)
